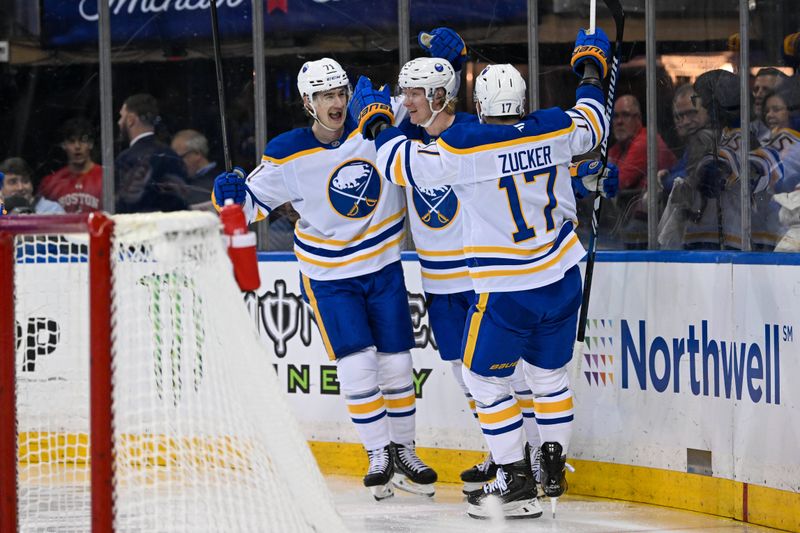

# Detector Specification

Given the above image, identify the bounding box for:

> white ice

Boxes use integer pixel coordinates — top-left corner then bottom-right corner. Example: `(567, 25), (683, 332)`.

(328, 475), (778, 533)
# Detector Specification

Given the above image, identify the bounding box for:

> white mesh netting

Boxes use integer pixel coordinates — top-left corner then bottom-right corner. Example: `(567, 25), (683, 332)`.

(14, 212), (345, 532)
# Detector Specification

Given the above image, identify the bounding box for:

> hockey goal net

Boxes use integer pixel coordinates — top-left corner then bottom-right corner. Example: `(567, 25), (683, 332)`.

(0, 212), (345, 532)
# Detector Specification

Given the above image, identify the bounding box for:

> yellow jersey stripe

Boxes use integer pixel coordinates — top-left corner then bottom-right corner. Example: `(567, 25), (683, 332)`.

(517, 399), (534, 409)
(421, 270), (471, 280)
(464, 239), (556, 257)
(438, 123), (576, 155)
(295, 209), (405, 246)
(574, 105), (602, 140)
(302, 274), (336, 361)
(534, 396), (574, 414)
(347, 397), (386, 415)
(385, 395), (416, 409)
(263, 130), (360, 164)
(393, 149), (408, 187)
(463, 293), (489, 368)
(416, 248), (465, 257)
(295, 233), (404, 268)
(469, 234), (579, 279)
(477, 403), (522, 425)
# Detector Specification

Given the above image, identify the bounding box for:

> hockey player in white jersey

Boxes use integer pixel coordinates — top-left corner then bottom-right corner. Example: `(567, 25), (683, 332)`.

(350, 27), (612, 518)
(213, 57), (437, 501)
(352, 28), (553, 496)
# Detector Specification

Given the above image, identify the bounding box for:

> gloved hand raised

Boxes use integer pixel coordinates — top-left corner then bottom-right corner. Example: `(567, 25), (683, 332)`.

(348, 75), (395, 140)
(418, 27), (467, 71)
(213, 167), (247, 209)
(570, 160), (619, 199)
(571, 27), (611, 79)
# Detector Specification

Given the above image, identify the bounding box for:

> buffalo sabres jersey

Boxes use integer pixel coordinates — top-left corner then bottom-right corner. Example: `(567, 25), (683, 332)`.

(376, 86), (608, 293)
(395, 112), (478, 294)
(244, 120), (407, 281)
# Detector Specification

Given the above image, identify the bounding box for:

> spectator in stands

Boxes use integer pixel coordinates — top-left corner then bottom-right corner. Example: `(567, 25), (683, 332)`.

(659, 84), (710, 195)
(609, 94), (675, 248)
(659, 71), (763, 249)
(0, 157), (65, 214)
(752, 68), (788, 145)
(115, 93), (188, 213)
(682, 70), (747, 249)
(39, 117), (103, 213)
(170, 129), (218, 211)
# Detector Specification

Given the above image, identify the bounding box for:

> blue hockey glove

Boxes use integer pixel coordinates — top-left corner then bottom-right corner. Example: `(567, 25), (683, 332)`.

(570, 160), (619, 199)
(348, 76), (394, 140)
(213, 167), (247, 209)
(571, 27), (611, 79)
(419, 27), (467, 71)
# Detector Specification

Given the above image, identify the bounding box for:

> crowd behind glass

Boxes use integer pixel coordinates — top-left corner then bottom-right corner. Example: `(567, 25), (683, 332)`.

(2, 3), (800, 253)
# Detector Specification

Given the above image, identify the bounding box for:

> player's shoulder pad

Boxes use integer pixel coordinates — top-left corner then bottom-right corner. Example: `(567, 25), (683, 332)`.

(452, 111), (479, 126)
(520, 107), (573, 132)
(263, 128), (319, 162)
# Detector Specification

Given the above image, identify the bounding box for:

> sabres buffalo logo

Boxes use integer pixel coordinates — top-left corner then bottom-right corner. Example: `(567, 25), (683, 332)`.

(328, 159), (382, 218)
(412, 184), (458, 229)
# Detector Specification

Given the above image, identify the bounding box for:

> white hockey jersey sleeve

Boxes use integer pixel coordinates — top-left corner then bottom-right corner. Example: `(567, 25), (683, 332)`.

(565, 85), (609, 157)
(376, 129), (459, 190)
(242, 158), (294, 224)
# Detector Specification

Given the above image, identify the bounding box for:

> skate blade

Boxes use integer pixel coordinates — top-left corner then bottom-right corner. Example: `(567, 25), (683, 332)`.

(370, 483), (395, 501)
(467, 498), (543, 520)
(391, 473), (435, 497)
(550, 496), (558, 518)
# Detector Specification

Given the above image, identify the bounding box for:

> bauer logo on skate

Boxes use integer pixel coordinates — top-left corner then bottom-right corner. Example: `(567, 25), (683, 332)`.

(619, 319), (786, 405)
(328, 160), (382, 219)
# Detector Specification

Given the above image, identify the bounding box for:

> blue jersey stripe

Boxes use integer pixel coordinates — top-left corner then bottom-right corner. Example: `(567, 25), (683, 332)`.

(419, 257), (469, 270)
(387, 408), (416, 418)
(481, 418), (524, 435)
(352, 411), (388, 424)
(535, 415), (574, 426)
(294, 218), (405, 258)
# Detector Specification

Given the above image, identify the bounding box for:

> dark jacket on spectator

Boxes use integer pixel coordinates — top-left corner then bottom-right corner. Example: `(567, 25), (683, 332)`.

(115, 134), (188, 213)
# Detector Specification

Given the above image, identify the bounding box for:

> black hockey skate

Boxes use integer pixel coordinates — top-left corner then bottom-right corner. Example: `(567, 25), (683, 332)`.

(389, 442), (437, 497)
(466, 453), (542, 520)
(364, 445), (395, 501)
(460, 453), (498, 496)
(539, 441), (568, 517)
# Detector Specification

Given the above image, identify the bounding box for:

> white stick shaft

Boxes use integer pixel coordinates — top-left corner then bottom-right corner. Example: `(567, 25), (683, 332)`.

(589, 0), (597, 34)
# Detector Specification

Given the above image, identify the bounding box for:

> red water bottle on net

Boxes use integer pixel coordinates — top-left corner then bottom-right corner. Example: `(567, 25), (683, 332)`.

(220, 199), (261, 291)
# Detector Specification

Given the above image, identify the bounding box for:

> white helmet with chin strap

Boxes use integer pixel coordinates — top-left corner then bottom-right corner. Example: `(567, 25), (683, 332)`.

(398, 57), (458, 128)
(473, 64), (526, 123)
(297, 58), (351, 132)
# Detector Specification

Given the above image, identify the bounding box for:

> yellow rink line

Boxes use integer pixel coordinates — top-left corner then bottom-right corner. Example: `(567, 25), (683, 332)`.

(308, 441), (800, 533)
(17, 434), (799, 532)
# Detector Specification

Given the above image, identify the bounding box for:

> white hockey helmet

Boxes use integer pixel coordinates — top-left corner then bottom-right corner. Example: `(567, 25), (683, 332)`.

(399, 57), (458, 128)
(297, 58), (350, 100)
(297, 58), (351, 131)
(473, 64), (526, 121)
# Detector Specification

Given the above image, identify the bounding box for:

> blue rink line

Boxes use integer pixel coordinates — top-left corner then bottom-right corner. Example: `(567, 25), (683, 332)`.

(257, 250), (800, 266)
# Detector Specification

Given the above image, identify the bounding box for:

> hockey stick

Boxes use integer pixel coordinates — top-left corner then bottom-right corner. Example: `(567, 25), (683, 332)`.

(575, 0), (625, 350)
(209, 1), (232, 171)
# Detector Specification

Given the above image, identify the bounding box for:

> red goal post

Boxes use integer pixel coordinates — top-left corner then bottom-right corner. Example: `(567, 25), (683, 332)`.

(0, 212), (344, 533)
(1, 213), (114, 533)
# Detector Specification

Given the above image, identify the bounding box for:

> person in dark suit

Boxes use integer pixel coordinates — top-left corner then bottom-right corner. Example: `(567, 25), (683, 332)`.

(115, 93), (188, 213)
(170, 128), (218, 211)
